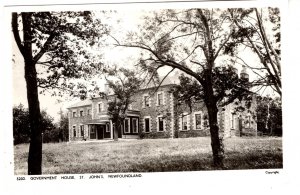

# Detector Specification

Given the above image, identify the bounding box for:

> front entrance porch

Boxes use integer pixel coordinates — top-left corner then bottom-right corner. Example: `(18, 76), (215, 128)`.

(88, 121), (113, 140)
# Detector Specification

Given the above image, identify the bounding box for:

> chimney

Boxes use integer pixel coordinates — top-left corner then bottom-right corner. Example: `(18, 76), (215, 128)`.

(240, 65), (249, 81)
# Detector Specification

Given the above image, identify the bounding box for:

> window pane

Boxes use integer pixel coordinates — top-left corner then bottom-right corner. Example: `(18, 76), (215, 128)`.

(124, 119), (129, 133)
(158, 117), (164, 131)
(145, 118), (150, 132)
(132, 118), (138, 133)
(195, 114), (201, 129)
(80, 125), (84, 136)
(182, 115), (187, 130)
(144, 96), (149, 107)
(158, 93), (162, 105)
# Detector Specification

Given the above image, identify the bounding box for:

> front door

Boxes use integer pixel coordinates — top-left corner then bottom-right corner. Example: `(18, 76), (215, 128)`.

(96, 125), (105, 139)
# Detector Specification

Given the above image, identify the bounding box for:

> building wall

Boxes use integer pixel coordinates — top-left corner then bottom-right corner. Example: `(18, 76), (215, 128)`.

(91, 97), (110, 120)
(68, 85), (257, 141)
(175, 100), (210, 138)
(68, 105), (92, 141)
(222, 96), (257, 138)
(136, 85), (174, 138)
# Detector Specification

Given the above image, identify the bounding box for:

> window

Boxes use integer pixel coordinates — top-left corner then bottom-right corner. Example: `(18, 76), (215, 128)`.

(144, 95), (150, 107)
(72, 111), (76, 118)
(144, 117), (150, 133)
(106, 123), (110, 132)
(158, 116), (164, 132)
(73, 126), (76, 137)
(80, 125), (84, 137)
(124, 118), (130, 133)
(132, 118), (138, 133)
(182, 115), (188, 130)
(98, 102), (103, 113)
(246, 115), (251, 128)
(157, 92), (163, 106)
(87, 109), (90, 115)
(80, 110), (83, 117)
(231, 113), (235, 129)
(195, 113), (202, 130)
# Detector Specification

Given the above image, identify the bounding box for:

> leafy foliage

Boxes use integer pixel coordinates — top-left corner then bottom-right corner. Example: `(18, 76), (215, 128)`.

(13, 11), (108, 96)
(172, 65), (252, 111)
(13, 104), (57, 145)
(256, 96), (282, 136)
(103, 68), (142, 139)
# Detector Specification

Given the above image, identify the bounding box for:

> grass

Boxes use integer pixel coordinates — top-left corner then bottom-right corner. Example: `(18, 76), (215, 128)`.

(14, 137), (282, 175)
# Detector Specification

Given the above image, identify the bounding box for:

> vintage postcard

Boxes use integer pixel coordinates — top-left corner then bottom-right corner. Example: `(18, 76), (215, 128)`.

(1, 0), (298, 194)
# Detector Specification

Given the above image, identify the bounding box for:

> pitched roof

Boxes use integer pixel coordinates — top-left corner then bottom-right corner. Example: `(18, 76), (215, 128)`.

(67, 99), (92, 109)
(141, 74), (178, 89)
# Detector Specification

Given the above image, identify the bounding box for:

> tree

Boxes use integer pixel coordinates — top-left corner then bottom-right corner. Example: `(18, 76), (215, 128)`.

(103, 68), (142, 141)
(229, 8), (281, 96)
(114, 9), (254, 167)
(12, 11), (107, 174)
(13, 104), (56, 145)
(256, 96), (282, 136)
(58, 109), (69, 142)
(13, 104), (30, 145)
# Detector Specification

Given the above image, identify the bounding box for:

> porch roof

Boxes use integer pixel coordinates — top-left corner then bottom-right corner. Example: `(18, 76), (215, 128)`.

(85, 119), (110, 125)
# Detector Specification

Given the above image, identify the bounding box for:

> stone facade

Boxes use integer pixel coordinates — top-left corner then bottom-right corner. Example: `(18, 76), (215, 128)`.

(67, 83), (257, 141)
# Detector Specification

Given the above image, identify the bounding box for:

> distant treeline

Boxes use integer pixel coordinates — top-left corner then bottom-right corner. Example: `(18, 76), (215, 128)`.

(13, 104), (69, 145)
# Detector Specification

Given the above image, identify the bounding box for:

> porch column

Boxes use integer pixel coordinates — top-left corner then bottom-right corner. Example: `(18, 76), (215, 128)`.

(110, 120), (113, 139)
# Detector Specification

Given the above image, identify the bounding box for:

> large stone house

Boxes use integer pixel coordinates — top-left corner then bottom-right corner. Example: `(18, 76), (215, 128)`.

(67, 74), (257, 141)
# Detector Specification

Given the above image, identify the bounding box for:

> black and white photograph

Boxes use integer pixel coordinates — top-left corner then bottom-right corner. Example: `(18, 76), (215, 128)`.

(1, 0), (299, 194)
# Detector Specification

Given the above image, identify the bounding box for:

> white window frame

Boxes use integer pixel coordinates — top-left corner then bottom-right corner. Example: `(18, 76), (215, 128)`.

(98, 102), (103, 113)
(106, 123), (110, 133)
(124, 118), (130, 133)
(231, 112), (235, 129)
(87, 109), (91, 116)
(143, 94), (150, 108)
(246, 114), (251, 128)
(157, 115), (165, 132)
(72, 111), (76, 118)
(132, 118), (139, 133)
(79, 109), (84, 117)
(193, 111), (202, 130)
(80, 125), (84, 137)
(179, 112), (190, 131)
(156, 91), (164, 106)
(73, 125), (77, 137)
(144, 116), (151, 133)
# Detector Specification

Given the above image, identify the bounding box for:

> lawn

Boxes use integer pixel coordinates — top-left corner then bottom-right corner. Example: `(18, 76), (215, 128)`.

(14, 137), (282, 175)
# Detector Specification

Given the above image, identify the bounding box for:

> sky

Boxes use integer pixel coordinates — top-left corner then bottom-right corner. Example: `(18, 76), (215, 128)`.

(12, 6), (279, 122)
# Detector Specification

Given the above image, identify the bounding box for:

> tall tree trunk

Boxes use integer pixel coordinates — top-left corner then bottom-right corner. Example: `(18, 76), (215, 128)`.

(114, 119), (119, 141)
(206, 99), (224, 168)
(202, 70), (224, 168)
(22, 13), (43, 175)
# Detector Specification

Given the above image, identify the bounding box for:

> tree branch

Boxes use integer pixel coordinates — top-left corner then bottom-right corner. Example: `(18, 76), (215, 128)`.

(12, 12), (25, 57)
